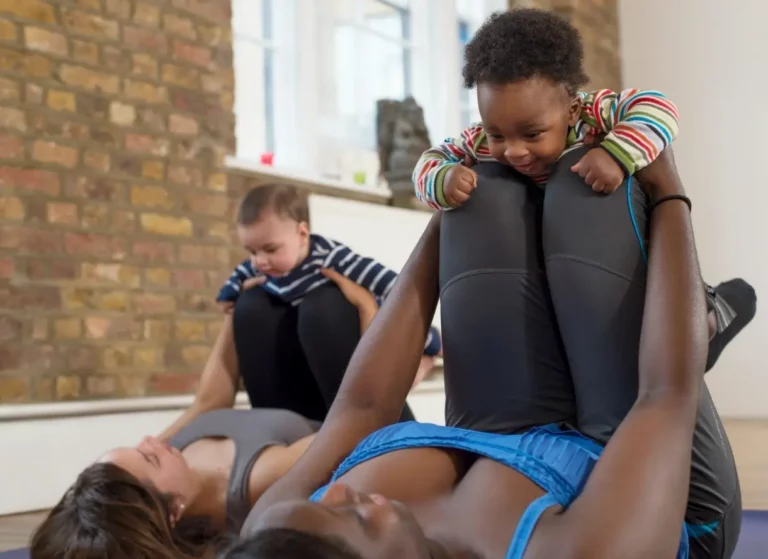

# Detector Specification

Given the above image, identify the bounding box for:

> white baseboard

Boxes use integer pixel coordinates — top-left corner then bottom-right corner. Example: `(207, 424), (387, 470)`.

(0, 387), (446, 516)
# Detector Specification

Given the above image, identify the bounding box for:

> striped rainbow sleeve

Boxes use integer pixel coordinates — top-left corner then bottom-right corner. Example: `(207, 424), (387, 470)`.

(412, 123), (487, 210)
(579, 89), (680, 175)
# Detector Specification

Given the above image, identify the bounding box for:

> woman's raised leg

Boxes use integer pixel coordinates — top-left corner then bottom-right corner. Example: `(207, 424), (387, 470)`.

(544, 146), (741, 558)
(439, 162), (576, 434)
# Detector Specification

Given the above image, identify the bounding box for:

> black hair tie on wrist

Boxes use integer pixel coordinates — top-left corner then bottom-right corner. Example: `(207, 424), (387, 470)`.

(650, 194), (692, 212)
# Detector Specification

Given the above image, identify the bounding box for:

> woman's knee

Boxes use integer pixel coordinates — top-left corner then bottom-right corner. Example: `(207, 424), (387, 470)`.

(232, 287), (274, 328)
(297, 284), (359, 342)
(440, 162), (543, 285)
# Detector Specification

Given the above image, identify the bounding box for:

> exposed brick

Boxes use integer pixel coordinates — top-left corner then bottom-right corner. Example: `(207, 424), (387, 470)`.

(60, 64), (120, 94)
(140, 213), (192, 236)
(24, 197), (47, 222)
(0, 315), (22, 341)
(174, 319), (206, 341)
(31, 318), (48, 340)
(0, 48), (52, 77)
(169, 112), (199, 135)
(1, 226), (64, 253)
(109, 100), (136, 126)
(24, 83), (43, 104)
(0, 19), (17, 41)
(32, 140), (79, 168)
(0, 378), (29, 403)
(105, 0), (131, 19)
(136, 107), (165, 131)
(205, 221), (230, 242)
(133, 3), (160, 27)
(123, 26), (168, 54)
(76, 0), (103, 11)
(72, 39), (99, 64)
(124, 79), (168, 104)
(198, 24), (228, 47)
(0, 195), (24, 220)
(0, 0), (56, 24)
(0, 345), (21, 370)
(171, 0), (230, 24)
(145, 267), (171, 287)
(47, 89), (76, 112)
(133, 292), (177, 313)
(0, 77), (19, 101)
(178, 292), (218, 313)
(47, 202), (78, 224)
(119, 375), (147, 397)
(102, 45), (129, 73)
(125, 132), (169, 155)
(130, 184), (174, 209)
(0, 132), (24, 158)
(63, 345), (98, 370)
(0, 166), (60, 195)
(184, 192), (228, 216)
(62, 9), (120, 40)
(54, 318), (82, 340)
(142, 160), (165, 181)
(64, 232), (126, 260)
(201, 70), (234, 94)
(0, 257), (13, 278)
(86, 375), (116, 397)
(24, 26), (68, 56)
(134, 346), (163, 368)
(113, 209), (136, 232)
(163, 13), (197, 40)
(61, 287), (130, 311)
(81, 262), (140, 287)
(132, 240), (175, 263)
(84, 315), (141, 340)
(0, 106), (26, 131)
(173, 40), (211, 67)
(83, 149), (111, 172)
(168, 164), (201, 186)
(144, 318), (171, 342)
(150, 372), (197, 395)
(131, 52), (158, 77)
(0, 285), (60, 310)
(174, 268), (206, 290)
(161, 63), (199, 88)
(80, 202), (109, 228)
(178, 244), (229, 266)
(55, 375), (81, 400)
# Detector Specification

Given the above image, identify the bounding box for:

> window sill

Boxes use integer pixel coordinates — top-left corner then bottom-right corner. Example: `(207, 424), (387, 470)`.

(225, 156), (392, 203)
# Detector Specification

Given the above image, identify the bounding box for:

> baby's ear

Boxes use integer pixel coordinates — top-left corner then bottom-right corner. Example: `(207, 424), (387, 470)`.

(568, 96), (582, 127)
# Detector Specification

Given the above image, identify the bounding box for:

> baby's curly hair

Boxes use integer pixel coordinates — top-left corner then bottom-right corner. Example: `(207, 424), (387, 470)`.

(463, 9), (589, 95)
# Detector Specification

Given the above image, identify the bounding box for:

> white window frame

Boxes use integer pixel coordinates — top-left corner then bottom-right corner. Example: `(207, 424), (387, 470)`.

(227, 0), (508, 199)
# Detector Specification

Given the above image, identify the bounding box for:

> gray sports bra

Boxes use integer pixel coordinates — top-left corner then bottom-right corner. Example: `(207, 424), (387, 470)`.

(169, 408), (320, 529)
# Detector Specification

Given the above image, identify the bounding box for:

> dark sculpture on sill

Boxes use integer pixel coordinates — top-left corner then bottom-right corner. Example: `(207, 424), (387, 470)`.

(377, 97), (432, 210)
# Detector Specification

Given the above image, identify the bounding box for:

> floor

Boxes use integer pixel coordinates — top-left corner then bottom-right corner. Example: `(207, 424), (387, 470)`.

(0, 419), (766, 552)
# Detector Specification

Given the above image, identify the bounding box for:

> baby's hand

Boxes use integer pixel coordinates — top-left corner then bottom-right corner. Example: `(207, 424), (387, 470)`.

(571, 148), (625, 194)
(443, 162), (478, 207)
(218, 301), (234, 314)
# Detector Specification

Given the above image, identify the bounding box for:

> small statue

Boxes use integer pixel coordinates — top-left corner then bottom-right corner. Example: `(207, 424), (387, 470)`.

(376, 97), (431, 207)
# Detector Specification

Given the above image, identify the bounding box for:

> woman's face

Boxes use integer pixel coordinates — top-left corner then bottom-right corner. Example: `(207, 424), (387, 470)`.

(99, 436), (196, 504)
(255, 483), (432, 559)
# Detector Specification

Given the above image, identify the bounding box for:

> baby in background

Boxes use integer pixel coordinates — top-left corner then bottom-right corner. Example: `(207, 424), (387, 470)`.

(217, 183), (442, 363)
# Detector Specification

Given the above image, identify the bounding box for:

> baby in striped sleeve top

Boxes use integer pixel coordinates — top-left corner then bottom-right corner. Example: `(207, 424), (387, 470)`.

(217, 184), (442, 360)
(412, 8), (756, 373)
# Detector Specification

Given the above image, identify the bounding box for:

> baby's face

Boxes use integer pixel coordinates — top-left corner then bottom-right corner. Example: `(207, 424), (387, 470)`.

(238, 211), (310, 277)
(478, 77), (580, 177)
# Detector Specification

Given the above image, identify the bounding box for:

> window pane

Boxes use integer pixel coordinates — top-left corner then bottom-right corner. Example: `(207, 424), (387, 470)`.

(362, 0), (409, 40)
(232, 0), (272, 40)
(233, 38), (272, 158)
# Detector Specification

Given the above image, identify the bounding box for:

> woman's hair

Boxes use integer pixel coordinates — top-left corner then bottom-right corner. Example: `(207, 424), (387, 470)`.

(463, 9), (589, 94)
(30, 462), (223, 559)
(219, 528), (363, 559)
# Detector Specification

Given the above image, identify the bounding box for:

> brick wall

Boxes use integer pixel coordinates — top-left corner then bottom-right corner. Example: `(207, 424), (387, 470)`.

(0, 0), (237, 403)
(508, 0), (622, 90)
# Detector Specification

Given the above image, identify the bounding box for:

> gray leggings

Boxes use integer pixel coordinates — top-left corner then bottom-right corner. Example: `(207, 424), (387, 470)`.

(439, 147), (741, 558)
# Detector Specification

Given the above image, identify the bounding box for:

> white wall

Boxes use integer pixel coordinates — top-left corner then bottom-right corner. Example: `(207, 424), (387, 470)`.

(619, 0), (767, 417)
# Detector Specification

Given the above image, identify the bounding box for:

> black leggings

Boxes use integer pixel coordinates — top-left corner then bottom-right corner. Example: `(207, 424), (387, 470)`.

(439, 147), (740, 559)
(232, 284), (415, 424)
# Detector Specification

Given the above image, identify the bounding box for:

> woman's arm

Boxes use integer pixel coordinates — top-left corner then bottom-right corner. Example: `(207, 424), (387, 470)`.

(246, 213), (442, 521)
(158, 315), (239, 441)
(563, 148), (709, 559)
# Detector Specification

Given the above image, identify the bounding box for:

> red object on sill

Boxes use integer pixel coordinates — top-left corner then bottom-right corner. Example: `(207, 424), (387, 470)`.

(260, 152), (274, 166)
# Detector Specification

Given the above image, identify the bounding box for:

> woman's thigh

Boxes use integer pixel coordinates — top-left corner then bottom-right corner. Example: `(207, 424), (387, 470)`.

(439, 162), (576, 434)
(544, 146), (741, 557)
